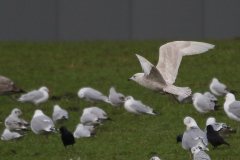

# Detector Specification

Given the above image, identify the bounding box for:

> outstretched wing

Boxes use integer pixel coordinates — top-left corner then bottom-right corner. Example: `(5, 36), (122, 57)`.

(156, 41), (215, 84)
(136, 54), (166, 84)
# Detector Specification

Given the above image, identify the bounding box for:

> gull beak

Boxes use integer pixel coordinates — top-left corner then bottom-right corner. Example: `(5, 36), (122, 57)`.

(20, 113), (24, 115)
(48, 90), (52, 93)
(188, 126), (190, 129)
(128, 78), (131, 81)
(224, 97), (226, 100)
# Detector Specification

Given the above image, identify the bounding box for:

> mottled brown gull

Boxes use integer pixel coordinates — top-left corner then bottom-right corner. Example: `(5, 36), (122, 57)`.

(0, 75), (24, 96)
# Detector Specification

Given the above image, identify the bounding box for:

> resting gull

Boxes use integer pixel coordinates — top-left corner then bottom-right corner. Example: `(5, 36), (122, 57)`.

(108, 87), (125, 107)
(5, 108), (29, 131)
(182, 117), (208, 151)
(74, 124), (95, 138)
(192, 93), (219, 113)
(0, 75), (24, 96)
(83, 107), (112, 122)
(78, 87), (110, 104)
(204, 117), (235, 139)
(124, 96), (159, 115)
(0, 128), (25, 140)
(203, 92), (218, 104)
(80, 109), (101, 126)
(128, 41), (214, 100)
(31, 110), (55, 135)
(191, 145), (211, 160)
(210, 78), (235, 96)
(17, 86), (50, 105)
(52, 105), (68, 124)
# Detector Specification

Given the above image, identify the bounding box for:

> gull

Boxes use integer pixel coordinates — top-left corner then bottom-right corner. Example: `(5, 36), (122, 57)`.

(192, 93), (220, 114)
(0, 128), (25, 140)
(182, 117), (208, 151)
(0, 75), (24, 96)
(5, 108), (29, 131)
(224, 93), (240, 129)
(60, 126), (75, 148)
(80, 109), (101, 126)
(52, 105), (68, 124)
(108, 87), (125, 107)
(150, 157), (161, 160)
(83, 107), (112, 122)
(124, 96), (159, 115)
(17, 86), (50, 105)
(206, 125), (230, 149)
(204, 117), (235, 139)
(31, 110), (55, 135)
(74, 124), (95, 138)
(210, 78), (235, 96)
(78, 87), (110, 104)
(128, 41), (214, 101)
(191, 145), (211, 160)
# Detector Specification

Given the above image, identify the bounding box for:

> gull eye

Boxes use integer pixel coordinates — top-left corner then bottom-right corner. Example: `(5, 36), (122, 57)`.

(15, 111), (17, 113)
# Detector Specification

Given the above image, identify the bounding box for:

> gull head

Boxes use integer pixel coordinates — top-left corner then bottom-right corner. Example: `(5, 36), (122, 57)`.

(225, 93), (235, 103)
(192, 93), (202, 101)
(212, 78), (219, 83)
(206, 117), (216, 126)
(33, 110), (44, 118)
(78, 88), (87, 99)
(77, 123), (84, 129)
(11, 108), (23, 117)
(54, 105), (61, 112)
(39, 86), (50, 93)
(125, 96), (133, 101)
(128, 73), (144, 82)
(191, 146), (201, 155)
(82, 108), (91, 115)
(184, 116), (198, 129)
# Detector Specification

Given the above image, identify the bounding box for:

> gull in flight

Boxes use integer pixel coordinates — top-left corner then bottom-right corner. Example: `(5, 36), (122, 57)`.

(128, 41), (214, 102)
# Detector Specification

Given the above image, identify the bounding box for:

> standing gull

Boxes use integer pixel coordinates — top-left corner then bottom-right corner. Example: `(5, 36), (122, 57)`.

(182, 117), (208, 151)
(192, 93), (219, 114)
(224, 93), (240, 129)
(0, 128), (25, 140)
(204, 117), (235, 139)
(108, 87), (125, 107)
(128, 41), (214, 100)
(124, 96), (159, 115)
(17, 86), (50, 105)
(52, 105), (68, 124)
(5, 108), (29, 131)
(210, 78), (235, 96)
(78, 87), (110, 104)
(0, 75), (24, 96)
(31, 110), (55, 135)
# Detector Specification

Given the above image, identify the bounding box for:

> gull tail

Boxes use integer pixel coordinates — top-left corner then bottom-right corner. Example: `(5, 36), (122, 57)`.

(163, 84), (191, 98)
(230, 90), (237, 94)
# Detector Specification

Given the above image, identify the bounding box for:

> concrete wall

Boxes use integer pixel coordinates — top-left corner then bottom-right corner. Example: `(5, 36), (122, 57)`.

(0, 0), (239, 41)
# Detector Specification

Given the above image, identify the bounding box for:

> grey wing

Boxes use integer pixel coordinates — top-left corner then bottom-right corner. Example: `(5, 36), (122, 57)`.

(156, 41), (214, 84)
(20, 90), (44, 101)
(228, 101), (240, 118)
(211, 123), (224, 131)
(195, 151), (211, 160)
(203, 92), (218, 102)
(84, 89), (107, 101)
(135, 54), (166, 84)
(81, 114), (97, 123)
(109, 92), (125, 104)
(196, 97), (214, 111)
(90, 107), (106, 118)
(130, 101), (152, 114)
(212, 83), (228, 94)
(53, 110), (68, 121)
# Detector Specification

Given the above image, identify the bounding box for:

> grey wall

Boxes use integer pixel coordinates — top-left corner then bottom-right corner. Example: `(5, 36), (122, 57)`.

(0, 0), (240, 41)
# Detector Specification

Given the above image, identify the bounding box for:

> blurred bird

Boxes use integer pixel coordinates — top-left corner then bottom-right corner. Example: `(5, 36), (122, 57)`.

(0, 128), (25, 140)
(203, 92), (218, 104)
(0, 75), (25, 96)
(5, 108), (29, 131)
(60, 126), (75, 148)
(206, 125), (230, 149)
(204, 117), (236, 139)
(108, 87), (125, 107)
(210, 78), (235, 96)
(17, 86), (50, 105)
(192, 93), (220, 113)
(83, 107), (112, 122)
(191, 145), (211, 160)
(78, 87), (110, 104)
(177, 134), (183, 144)
(80, 109), (101, 126)
(150, 157), (161, 160)
(31, 110), (55, 136)
(52, 105), (68, 124)
(124, 96), (159, 115)
(74, 124), (95, 138)
(128, 41), (214, 101)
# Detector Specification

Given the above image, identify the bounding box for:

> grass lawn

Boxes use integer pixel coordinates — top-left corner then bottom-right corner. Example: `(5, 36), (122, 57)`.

(0, 40), (240, 160)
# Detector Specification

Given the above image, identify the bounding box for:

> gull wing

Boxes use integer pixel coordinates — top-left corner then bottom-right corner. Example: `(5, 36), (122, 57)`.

(156, 41), (215, 84)
(136, 54), (166, 84)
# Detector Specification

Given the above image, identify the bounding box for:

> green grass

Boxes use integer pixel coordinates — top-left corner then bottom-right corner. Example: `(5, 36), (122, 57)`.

(0, 40), (240, 160)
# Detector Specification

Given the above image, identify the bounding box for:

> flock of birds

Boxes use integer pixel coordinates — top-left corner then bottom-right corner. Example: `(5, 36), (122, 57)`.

(0, 41), (240, 160)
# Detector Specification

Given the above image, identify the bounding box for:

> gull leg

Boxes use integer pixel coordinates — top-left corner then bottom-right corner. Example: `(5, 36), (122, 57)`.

(171, 94), (180, 103)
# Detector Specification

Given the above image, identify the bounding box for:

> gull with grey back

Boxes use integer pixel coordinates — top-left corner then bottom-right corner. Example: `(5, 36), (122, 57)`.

(0, 128), (25, 140)
(108, 87), (125, 107)
(191, 145), (211, 160)
(210, 78), (235, 96)
(128, 41), (214, 100)
(52, 105), (68, 124)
